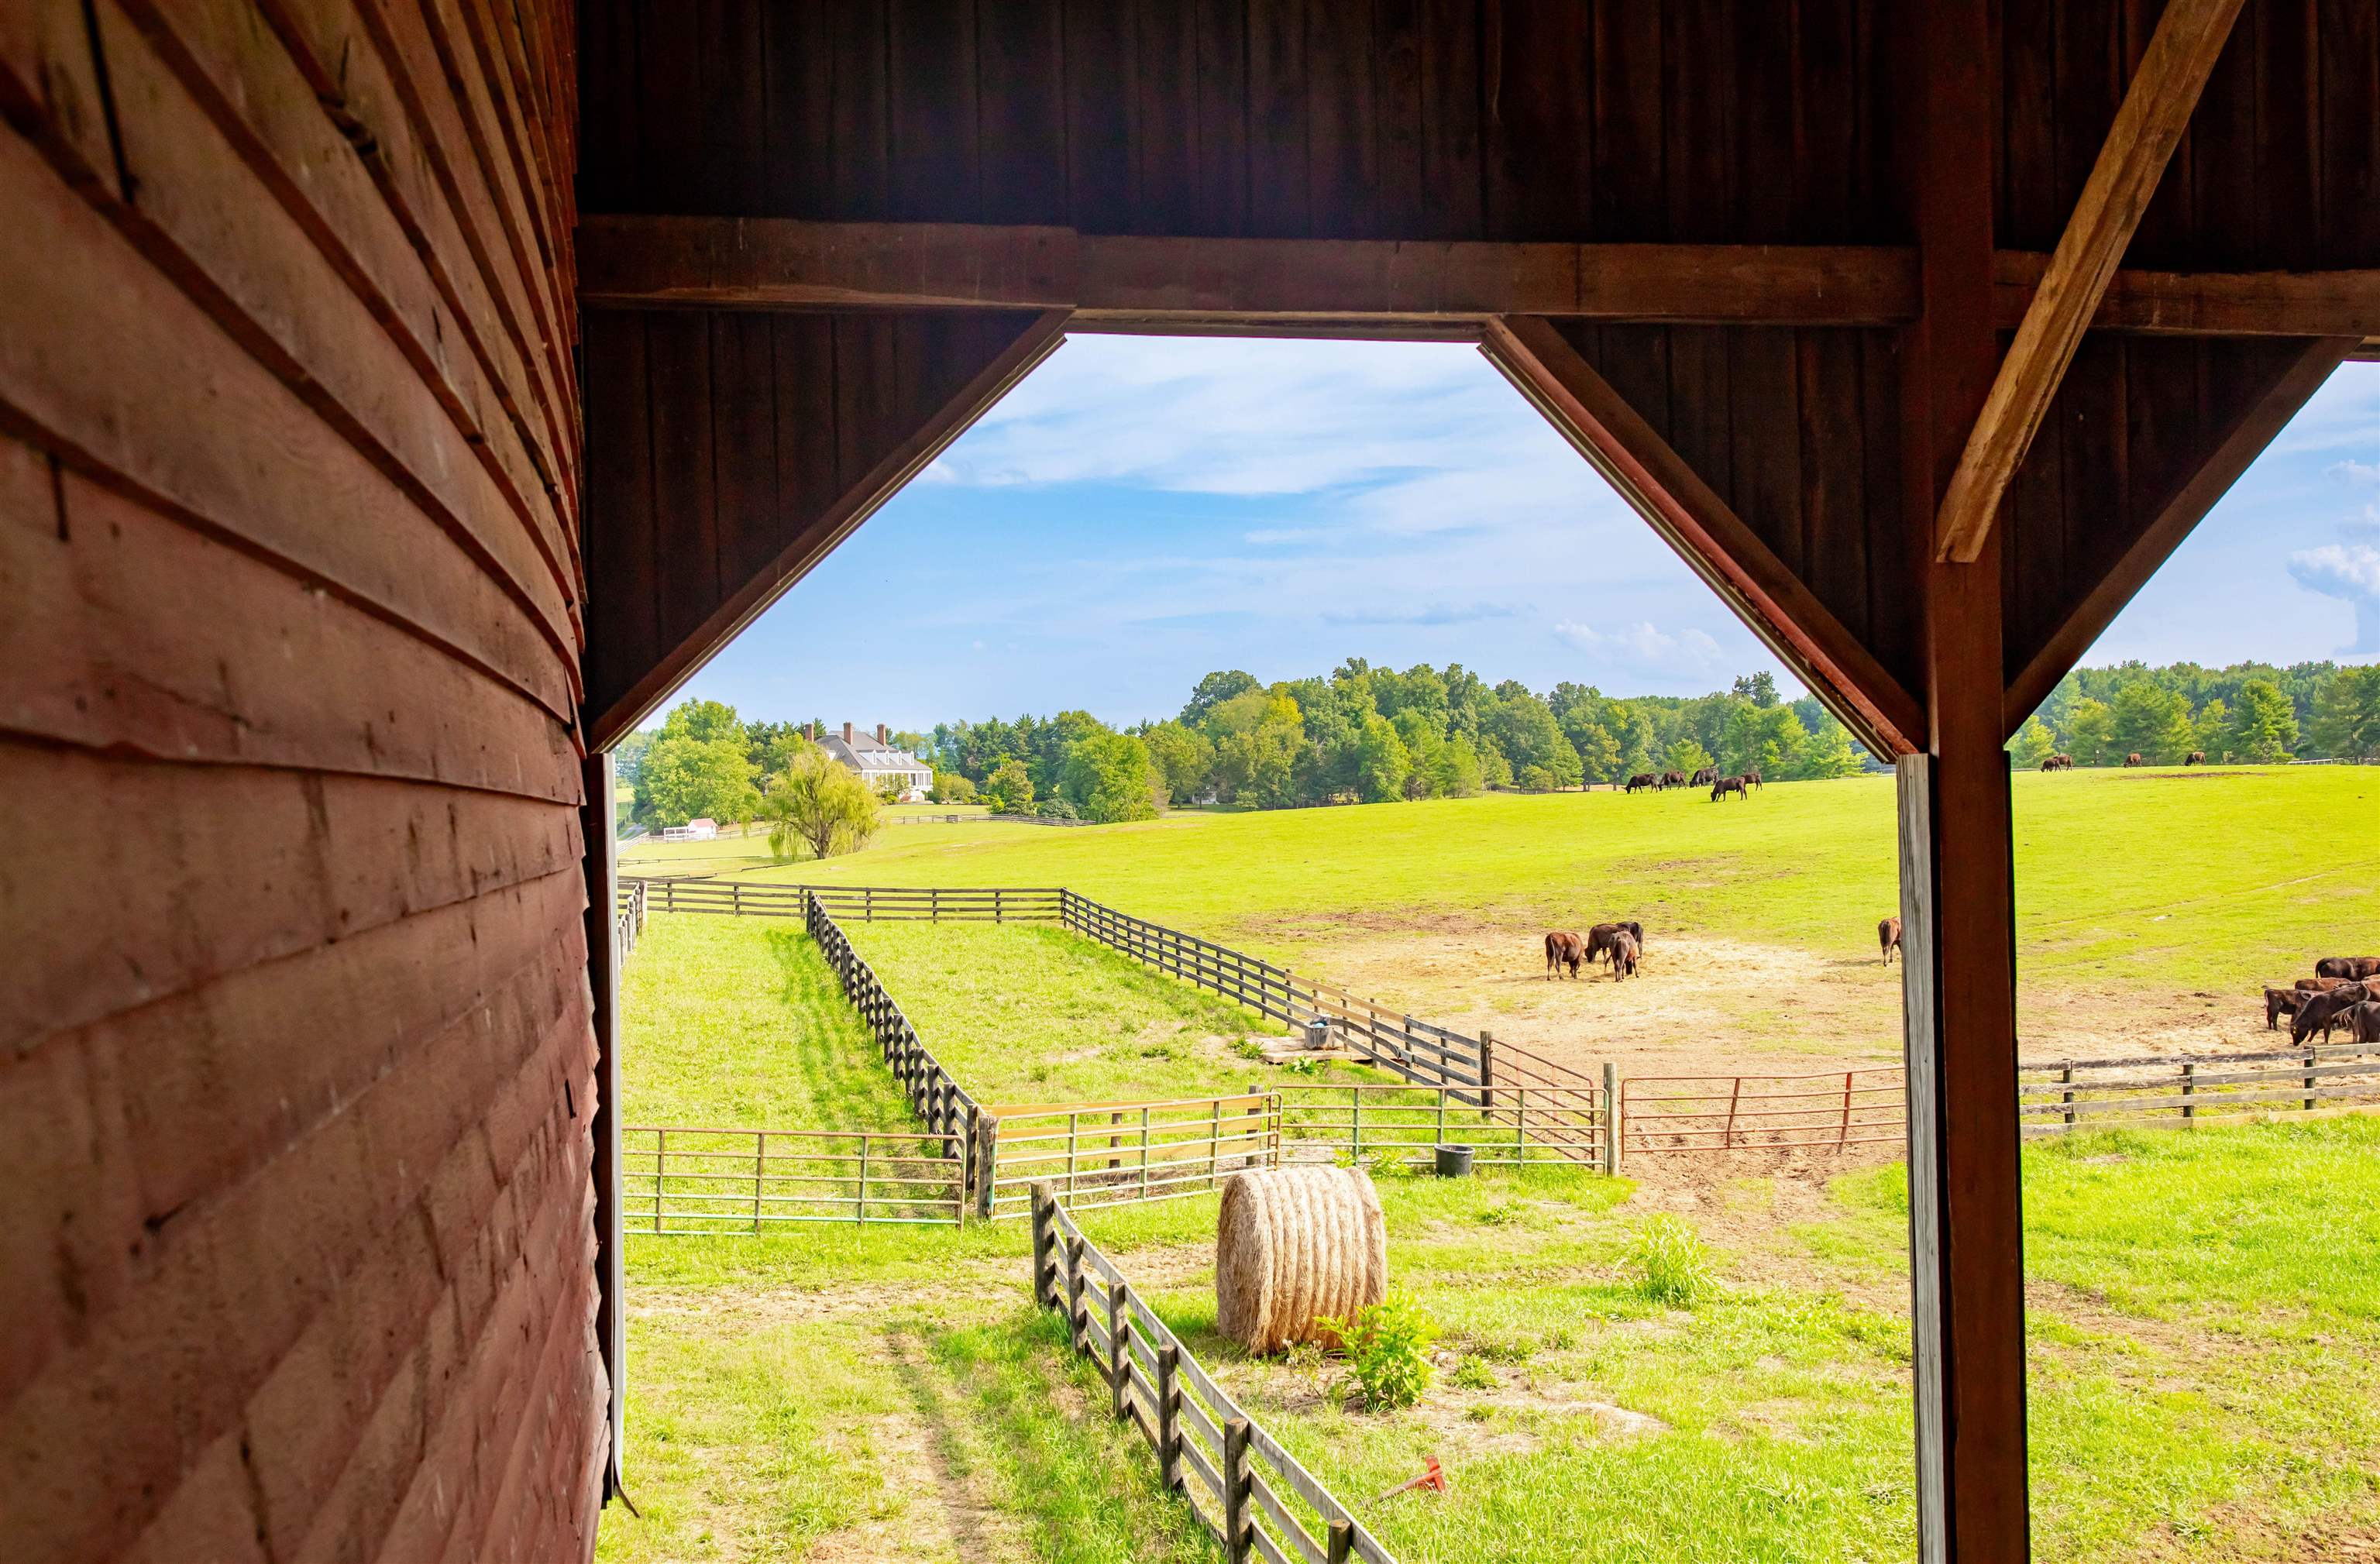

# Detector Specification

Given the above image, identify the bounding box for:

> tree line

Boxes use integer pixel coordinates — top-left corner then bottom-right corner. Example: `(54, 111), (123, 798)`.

(925, 661), (1872, 817)
(2009, 658), (2380, 768)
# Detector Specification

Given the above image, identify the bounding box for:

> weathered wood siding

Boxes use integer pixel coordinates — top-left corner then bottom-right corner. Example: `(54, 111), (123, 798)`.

(0, 1), (604, 1560)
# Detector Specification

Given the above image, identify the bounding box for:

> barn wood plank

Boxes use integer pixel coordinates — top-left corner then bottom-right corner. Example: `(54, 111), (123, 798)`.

(1992, 251), (2380, 335)
(448, 0), (568, 303)
(77, 2), (580, 657)
(246, 0), (577, 525)
(2003, 335), (2353, 729)
(383, 0), (580, 464)
(975, 2), (1067, 226)
(1415, 0), (1481, 239)
(888, 0), (978, 224)
(267, 0), (577, 510)
(0, 0), (118, 191)
(578, 311), (659, 739)
(1244, 0), (1309, 238)
(0, 741), (582, 1057)
(2, 909), (586, 1563)
(0, 122), (574, 720)
(1481, 315), (1922, 757)
(586, 308), (1068, 748)
(5, 461), (578, 798)
(1935, 0), (2250, 562)
(108, 0), (577, 606)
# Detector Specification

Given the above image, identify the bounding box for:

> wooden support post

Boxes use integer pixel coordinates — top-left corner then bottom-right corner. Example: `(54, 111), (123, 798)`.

(1108, 1280), (1130, 1419)
(1327, 1519), (1354, 1564)
(1604, 1063), (1622, 1174)
(2306, 1049), (2318, 1112)
(2062, 1063), (2076, 1127)
(1222, 1417), (1254, 1563)
(1140, 1107), (1153, 1199)
(1898, 1), (2030, 1555)
(857, 1136), (870, 1225)
(977, 1115), (998, 1221)
(1156, 1343), (1183, 1491)
(2182, 1061), (2196, 1123)
(1479, 1029), (1494, 1111)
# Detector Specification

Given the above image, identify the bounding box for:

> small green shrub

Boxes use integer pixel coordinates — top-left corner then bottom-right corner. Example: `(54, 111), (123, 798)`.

(1233, 1039), (1267, 1060)
(1474, 1201), (1527, 1226)
(1450, 1356), (1499, 1390)
(1629, 1214), (1716, 1308)
(1320, 1291), (1440, 1411)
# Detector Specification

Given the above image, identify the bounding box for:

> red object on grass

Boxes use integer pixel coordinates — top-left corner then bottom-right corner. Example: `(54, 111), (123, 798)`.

(1375, 1455), (1449, 1500)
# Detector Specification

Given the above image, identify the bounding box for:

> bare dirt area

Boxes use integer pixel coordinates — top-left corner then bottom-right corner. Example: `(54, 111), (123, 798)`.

(1261, 916), (2302, 1081)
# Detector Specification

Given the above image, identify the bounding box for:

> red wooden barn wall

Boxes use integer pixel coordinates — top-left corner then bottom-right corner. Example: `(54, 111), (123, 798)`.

(578, 1), (2368, 746)
(0, 0), (607, 1559)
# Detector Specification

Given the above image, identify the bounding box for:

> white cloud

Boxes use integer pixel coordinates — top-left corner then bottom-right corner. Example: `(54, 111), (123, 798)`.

(2288, 542), (2380, 652)
(1552, 618), (1723, 669)
(2330, 458), (2380, 486)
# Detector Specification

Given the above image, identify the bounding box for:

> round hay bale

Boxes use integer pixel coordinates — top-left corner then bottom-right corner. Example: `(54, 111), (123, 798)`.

(1216, 1166), (1388, 1354)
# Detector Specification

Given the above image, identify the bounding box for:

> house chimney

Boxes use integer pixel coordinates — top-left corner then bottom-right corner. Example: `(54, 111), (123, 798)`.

(802, 721), (814, 741)
(875, 724), (889, 744)
(841, 721), (854, 744)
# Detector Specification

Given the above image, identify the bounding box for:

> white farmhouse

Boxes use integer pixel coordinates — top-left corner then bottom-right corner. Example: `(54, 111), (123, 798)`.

(817, 722), (932, 802)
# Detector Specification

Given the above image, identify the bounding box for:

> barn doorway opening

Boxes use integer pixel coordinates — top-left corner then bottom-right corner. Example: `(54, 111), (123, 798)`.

(597, 329), (2380, 1564)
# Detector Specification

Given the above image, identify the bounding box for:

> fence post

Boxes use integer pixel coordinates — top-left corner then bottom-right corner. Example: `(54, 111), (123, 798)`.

(857, 1136), (870, 1224)
(732, 882), (742, 916)
(1479, 1029), (1494, 1111)
(976, 1115), (998, 1221)
(1326, 1520), (1354, 1564)
(2306, 1047), (2318, 1112)
(1140, 1107), (1153, 1199)
(2061, 1061), (2076, 1127)
(1209, 1098), (1223, 1189)
(1030, 1183), (1055, 1308)
(1067, 1112), (1081, 1199)
(1065, 1236), (1089, 1353)
(1223, 1418), (1253, 1563)
(1156, 1342), (1182, 1491)
(1350, 1087), (1362, 1163)
(751, 1130), (765, 1234)
(1839, 1070), (1854, 1150)
(1108, 1279), (1130, 1420)
(1603, 1063), (1621, 1175)
(2182, 1060), (2196, 1124)
(653, 1128), (666, 1233)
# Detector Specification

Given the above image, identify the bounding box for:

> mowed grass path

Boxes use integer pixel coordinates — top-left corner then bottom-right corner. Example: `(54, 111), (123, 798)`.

(625, 767), (2380, 996)
(601, 1119), (2380, 1564)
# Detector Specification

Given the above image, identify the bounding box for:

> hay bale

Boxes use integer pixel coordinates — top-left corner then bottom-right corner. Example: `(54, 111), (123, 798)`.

(1216, 1166), (1388, 1354)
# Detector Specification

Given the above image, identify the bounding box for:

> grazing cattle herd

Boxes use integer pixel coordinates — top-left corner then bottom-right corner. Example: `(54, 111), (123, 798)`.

(2260, 957), (2380, 1043)
(2039, 753), (2075, 771)
(1621, 768), (1766, 801)
(1544, 919), (1644, 981)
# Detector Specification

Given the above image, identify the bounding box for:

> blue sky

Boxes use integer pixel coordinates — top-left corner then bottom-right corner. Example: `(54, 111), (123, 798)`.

(663, 337), (2380, 734)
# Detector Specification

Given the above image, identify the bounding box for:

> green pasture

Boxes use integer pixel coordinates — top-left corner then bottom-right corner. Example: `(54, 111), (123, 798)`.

(621, 766), (2380, 998)
(599, 1122), (2380, 1564)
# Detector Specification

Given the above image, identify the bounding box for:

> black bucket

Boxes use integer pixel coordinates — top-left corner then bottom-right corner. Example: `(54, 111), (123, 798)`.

(1433, 1143), (1476, 1178)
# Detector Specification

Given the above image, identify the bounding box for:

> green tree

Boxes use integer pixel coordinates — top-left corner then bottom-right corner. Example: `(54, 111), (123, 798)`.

(2228, 679), (2299, 763)
(638, 734), (760, 826)
(2310, 666), (2380, 760)
(1732, 672), (1780, 707)
(1181, 669), (1262, 726)
(2110, 680), (2193, 763)
(1059, 732), (1161, 823)
(928, 770), (976, 804)
(1209, 693), (1305, 806)
(762, 741), (882, 860)
(1793, 718), (1866, 779)
(2189, 698), (2228, 760)
(2007, 716), (2058, 769)
(1426, 734), (1486, 798)
(982, 758), (1034, 814)
(1663, 738), (1714, 777)
(1354, 713), (1412, 803)
(1721, 703), (1807, 778)
(660, 698), (745, 746)
(1481, 690), (1582, 786)
(1141, 720), (1216, 804)
(2065, 697), (2117, 765)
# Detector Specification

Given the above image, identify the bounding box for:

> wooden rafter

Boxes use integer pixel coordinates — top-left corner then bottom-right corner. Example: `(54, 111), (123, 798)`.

(1933, 0), (2249, 562)
(1479, 315), (1924, 760)
(582, 215), (2380, 341)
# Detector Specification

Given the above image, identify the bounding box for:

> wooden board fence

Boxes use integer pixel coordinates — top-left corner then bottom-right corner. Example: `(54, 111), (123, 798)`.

(624, 876), (1063, 922)
(1033, 1188), (1398, 1564)
(621, 1125), (965, 1230)
(2018, 1043), (2380, 1130)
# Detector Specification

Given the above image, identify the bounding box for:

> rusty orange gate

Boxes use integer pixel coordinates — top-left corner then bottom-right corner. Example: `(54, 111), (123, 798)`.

(1622, 1068), (1908, 1156)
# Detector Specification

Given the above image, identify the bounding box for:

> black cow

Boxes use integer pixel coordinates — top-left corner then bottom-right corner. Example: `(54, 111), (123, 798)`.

(1625, 772), (1659, 794)
(1690, 766), (1718, 788)
(1711, 776), (1749, 802)
(2316, 957), (2380, 981)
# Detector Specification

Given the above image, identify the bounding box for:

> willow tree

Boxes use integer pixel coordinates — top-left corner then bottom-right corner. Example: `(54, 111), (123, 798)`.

(763, 741), (882, 861)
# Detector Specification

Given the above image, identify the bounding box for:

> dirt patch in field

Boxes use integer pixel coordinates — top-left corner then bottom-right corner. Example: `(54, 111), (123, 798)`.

(1238, 914), (2307, 1081)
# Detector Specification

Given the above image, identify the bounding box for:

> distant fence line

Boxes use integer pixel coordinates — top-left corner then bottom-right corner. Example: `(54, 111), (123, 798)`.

(1034, 1188), (1398, 1564)
(621, 1125), (967, 1232)
(619, 878), (2380, 1190)
(615, 878), (648, 960)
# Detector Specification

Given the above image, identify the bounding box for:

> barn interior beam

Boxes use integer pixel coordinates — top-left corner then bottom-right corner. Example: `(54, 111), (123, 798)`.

(1481, 315), (1925, 760)
(1934, 0), (2250, 562)
(582, 215), (2380, 342)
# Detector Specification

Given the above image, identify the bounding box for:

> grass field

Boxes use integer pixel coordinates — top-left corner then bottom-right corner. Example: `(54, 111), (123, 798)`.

(599, 1119), (2380, 1563)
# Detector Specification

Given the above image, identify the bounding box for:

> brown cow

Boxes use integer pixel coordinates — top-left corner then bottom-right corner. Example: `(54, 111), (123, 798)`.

(1880, 916), (1903, 964)
(1660, 770), (1688, 789)
(2186, 751), (2207, 765)
(2299, 975), (2359, 992)
(1742, 770), (1763, 790)
(2316, 956), (2380, 980)
(1544, 931), (1588, 980)
(2347, 1002), (2380, 1046)
(1711, 775), (1749, 802)
(1606, 930), (1640, 980)
(2292, 987), (2367, 1044)
(1586, 921), (1644, 967)
(2266, 986), (2308, 1029)
(2123, 752), (2144, 766)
